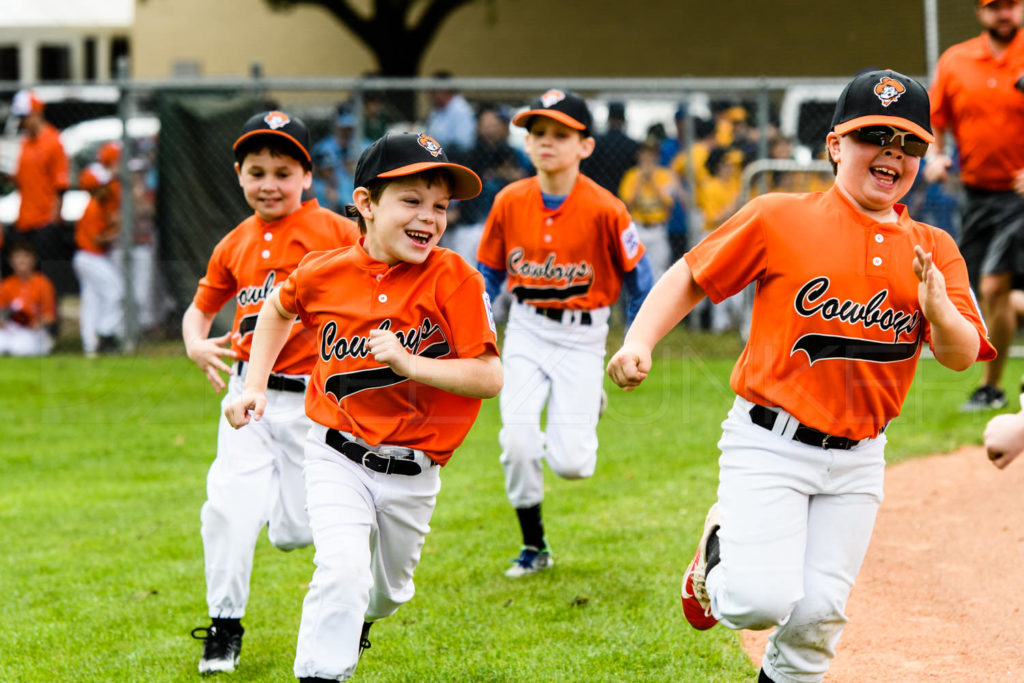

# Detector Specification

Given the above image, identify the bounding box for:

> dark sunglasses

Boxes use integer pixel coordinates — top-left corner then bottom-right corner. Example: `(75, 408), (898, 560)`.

(854, 125), (929, 158)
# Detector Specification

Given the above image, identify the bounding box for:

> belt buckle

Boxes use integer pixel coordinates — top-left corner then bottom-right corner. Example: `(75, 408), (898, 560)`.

(821, 434), (832, 449)
(378, 446), (415, 460)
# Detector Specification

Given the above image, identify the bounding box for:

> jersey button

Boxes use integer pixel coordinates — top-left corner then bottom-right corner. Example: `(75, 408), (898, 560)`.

(545, 218), (553, 226)
(378, 294), (387, 303)
(261, 249), (271, 259)
(264, 232), (272, 241)
(543, 234), (552, 243)
(376, 274), (383, 281)
(874, 234), (884, 243)
(872, 256), (882, 266)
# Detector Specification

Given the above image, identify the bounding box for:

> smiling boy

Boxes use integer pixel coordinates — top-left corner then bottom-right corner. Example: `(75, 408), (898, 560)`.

(607, 70), (994, 683)
(223, 132), (501, 682)
(182, 111), (359, 675)
(476, 89), (653, 577)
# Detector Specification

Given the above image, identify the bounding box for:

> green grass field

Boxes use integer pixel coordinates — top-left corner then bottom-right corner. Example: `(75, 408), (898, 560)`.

(0, 329), (1014, 682)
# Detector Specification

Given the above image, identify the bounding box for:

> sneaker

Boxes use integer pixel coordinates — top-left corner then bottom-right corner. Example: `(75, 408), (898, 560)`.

(505, 545), (553, 578)
(960, 385), (1007, 412)
(680, 503), (720, 630)
(359, 621), (372, 658)
(191, 623), (243, 674)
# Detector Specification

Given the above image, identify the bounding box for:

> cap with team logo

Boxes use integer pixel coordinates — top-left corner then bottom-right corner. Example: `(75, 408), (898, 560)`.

(831, 69), (934, 143)
(233, 110), (312, 163)
(353, 132), (482, 201)
(512, 89), (592, 135)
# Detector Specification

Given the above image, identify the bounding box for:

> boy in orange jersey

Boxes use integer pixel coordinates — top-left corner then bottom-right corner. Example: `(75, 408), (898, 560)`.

(72, 163), (123, 356)
(223, 132), (500, 682)
(182, 111), (360, 675)
(607, 70), (995, 683)
(476, 89), (653, 577)
(0, 239), (56, 355)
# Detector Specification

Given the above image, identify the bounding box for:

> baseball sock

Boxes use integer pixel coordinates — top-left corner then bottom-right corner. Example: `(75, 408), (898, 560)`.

(515, 504), (545, 549)
(706, 530), (720, 574)
(212, 617), (243, 635)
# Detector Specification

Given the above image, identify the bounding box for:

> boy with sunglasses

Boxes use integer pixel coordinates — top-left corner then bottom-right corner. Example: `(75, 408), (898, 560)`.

(607, 70), (994, 683)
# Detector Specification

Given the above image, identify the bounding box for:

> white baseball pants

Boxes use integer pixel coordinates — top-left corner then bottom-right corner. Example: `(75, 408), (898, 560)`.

(294, 423), (440, 681)
(499, 300), (610, 508)
(72, 250), (123, 353)
(201, 373), (313, 619)
(706, 396), (886, 683)
(0, 323), (52, 356)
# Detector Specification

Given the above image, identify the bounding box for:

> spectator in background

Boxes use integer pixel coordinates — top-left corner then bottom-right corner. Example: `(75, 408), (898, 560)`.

(582, 101), (639, 194)
(692, 146), (745, 333)
(5, 89), (70, 293)
(310, 107), (362, 212)
(424, 71), (477, 157)
(0, 239), (56, 356)
(362, 90), (398, 141)
(668, 117), (717, 262)
(927, 0), (1024, 411)
(446, 104), (530, 263)
(618, 137), (680, 279)
(72, 163), (123, 357)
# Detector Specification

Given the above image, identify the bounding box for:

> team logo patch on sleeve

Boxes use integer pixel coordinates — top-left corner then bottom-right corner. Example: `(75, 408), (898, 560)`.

(483, 291), (496, 336)
(621, 222), (641, 260)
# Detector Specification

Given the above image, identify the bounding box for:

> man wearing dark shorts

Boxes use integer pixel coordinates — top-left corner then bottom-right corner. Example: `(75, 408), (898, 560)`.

(927, 0), (1024, 411)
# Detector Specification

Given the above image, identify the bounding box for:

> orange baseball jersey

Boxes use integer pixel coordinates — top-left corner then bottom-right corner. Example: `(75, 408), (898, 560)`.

(0, 271), (56, 328)
(74, 188), (120, 254)
(14, 123), (69, 231)
(277, 242), (499, 464)
(930, 30), (1024, 190)
(477, 174), (645, 309)
(192, 199), (359, 375)
(685, 186), (995, 441)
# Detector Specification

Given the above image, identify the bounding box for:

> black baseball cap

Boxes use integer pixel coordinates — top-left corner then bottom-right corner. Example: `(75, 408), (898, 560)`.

(353, 132), (482, 200)
(831, 69), (934, 143)
(512, 89), (592, 135)
(233, 110), (312, 163)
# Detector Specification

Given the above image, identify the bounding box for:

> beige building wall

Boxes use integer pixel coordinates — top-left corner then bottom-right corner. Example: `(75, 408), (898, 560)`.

(133, 0), (967, 80)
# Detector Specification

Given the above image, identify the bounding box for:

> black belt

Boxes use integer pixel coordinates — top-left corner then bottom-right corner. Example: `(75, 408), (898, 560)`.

(748, 404), (860, 451)
(325, 429), (424, 476)
(236, 362), (307, 394)
(531, 305), (592, 326)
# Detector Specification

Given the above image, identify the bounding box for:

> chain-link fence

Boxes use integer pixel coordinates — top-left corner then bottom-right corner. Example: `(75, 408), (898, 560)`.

(0, 74), (958, 352)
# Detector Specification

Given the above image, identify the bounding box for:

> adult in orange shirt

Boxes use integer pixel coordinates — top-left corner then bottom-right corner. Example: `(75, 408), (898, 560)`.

(608, 70), (993, 683)
(926, 0), (1024, 411)
(0, 239), (56, 355)
(8, 89), (70, 291)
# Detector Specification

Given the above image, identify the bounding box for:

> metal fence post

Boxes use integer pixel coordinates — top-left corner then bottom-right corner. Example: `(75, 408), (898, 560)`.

(117, 56), (138, 351)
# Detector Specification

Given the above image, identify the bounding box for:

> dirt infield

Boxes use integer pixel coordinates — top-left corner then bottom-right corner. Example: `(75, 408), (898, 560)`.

(741, 446), (1024, 682)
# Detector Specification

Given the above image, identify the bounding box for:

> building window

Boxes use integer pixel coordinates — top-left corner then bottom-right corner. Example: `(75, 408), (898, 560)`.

(0, 46), (18, 81)
(38, 44), (71, 81)
(110, 36), (129, 78)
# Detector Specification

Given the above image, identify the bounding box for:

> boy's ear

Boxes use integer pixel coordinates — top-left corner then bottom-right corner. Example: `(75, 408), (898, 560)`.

(578, 135), (596, 161)
(234, 162), (243, 186)
(825, 132), (841, 165)
(352, 186), (373, 221)
(302, 168), (313, 191)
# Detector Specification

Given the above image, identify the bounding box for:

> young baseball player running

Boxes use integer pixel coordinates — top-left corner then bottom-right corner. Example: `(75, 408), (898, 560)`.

(223, 132), (500, 683)
(182, 111), (359, 675)
(476, 89), (653, 577)
(607, 70), (995, 683)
